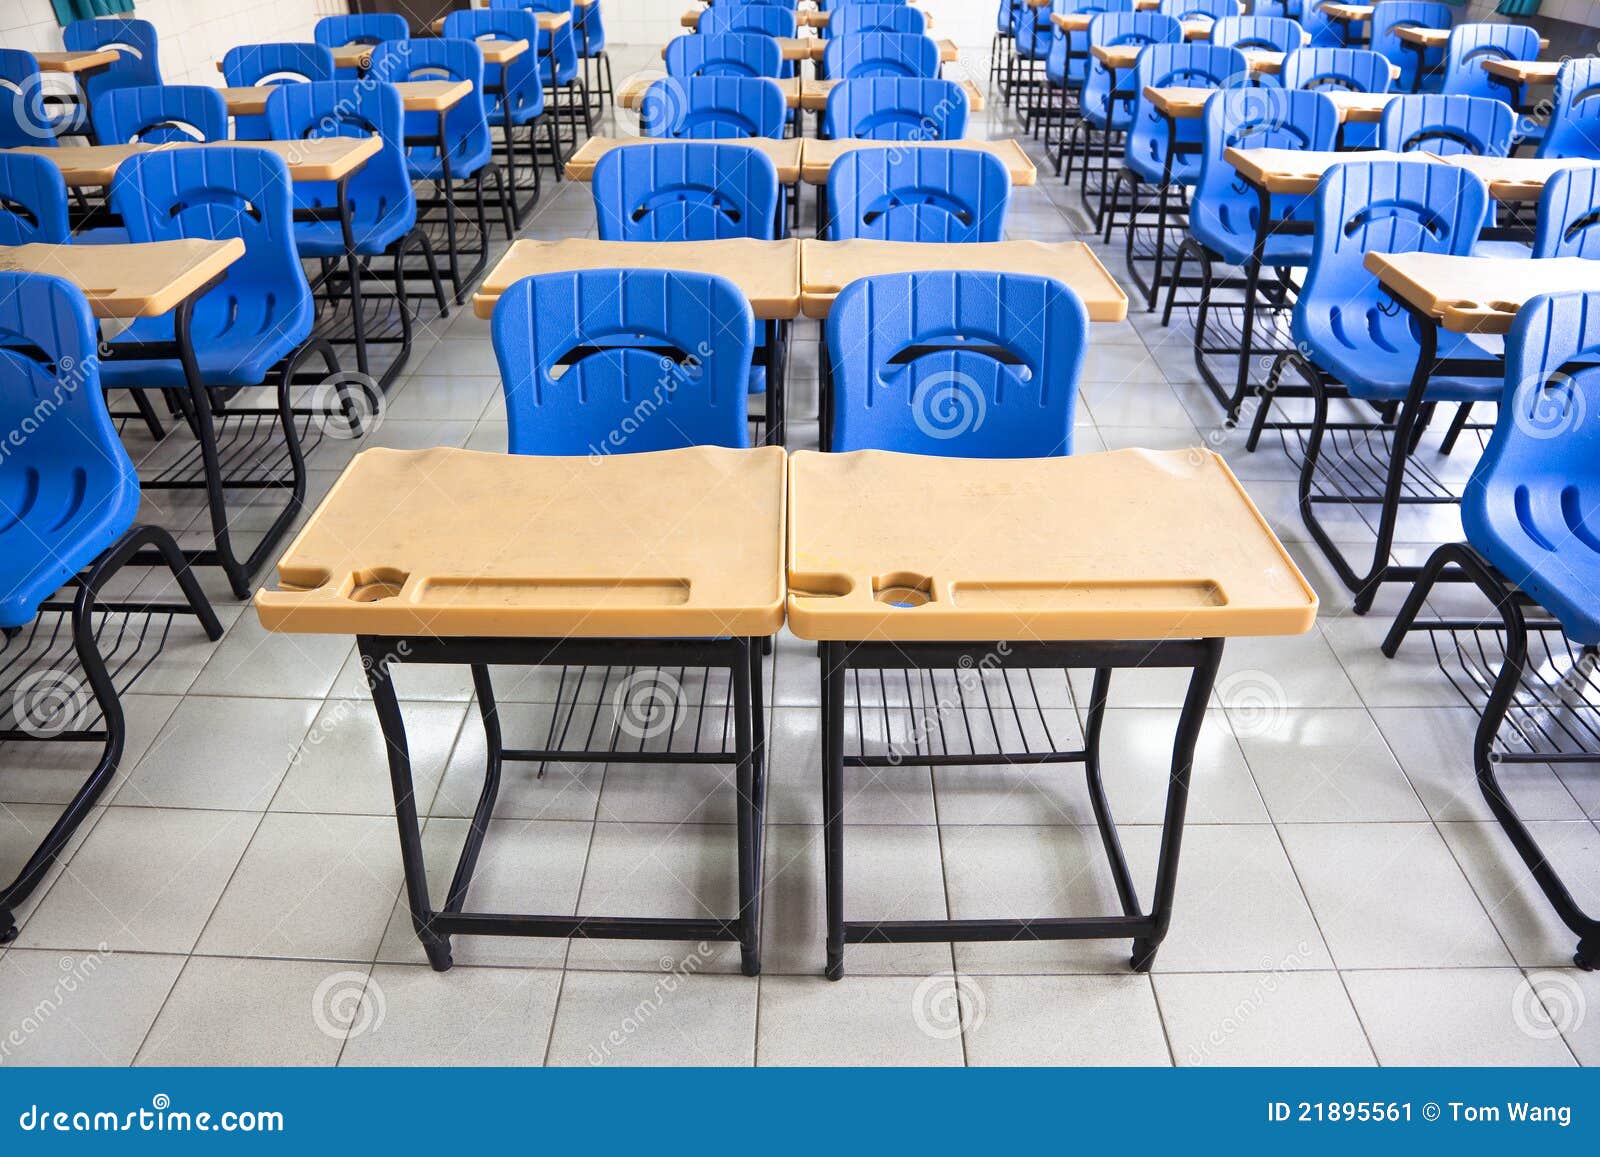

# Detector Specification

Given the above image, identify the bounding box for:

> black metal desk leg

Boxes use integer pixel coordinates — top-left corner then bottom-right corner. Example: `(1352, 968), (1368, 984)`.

(821, 640), (847, 980)
(361, 636), (454, 972)
(1131, 636), (1222, 971)
(734, 638), (761, 975)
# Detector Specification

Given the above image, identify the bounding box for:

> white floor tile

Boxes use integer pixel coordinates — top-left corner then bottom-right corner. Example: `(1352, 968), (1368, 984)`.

(758, 975), (967, 1066)
(1342, 968), (1579, 1066)
(546, 970), (757, 1066)
(1156, 971), (1375, 1066)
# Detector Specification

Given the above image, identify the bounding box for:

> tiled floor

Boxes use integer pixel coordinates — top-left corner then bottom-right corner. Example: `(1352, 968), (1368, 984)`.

(1, 46), (1596, 1068)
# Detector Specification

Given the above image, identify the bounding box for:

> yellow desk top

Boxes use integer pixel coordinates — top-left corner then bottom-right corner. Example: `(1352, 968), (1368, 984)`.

(1222, 146), (1416, 193)
(798, 240), (1128, 321)
(256, 446), (788, 640)
(563, 135), (804, 183)
(786, 449), (1318, 643)
(34, 49), (118, 74)
(1480, 58), (1562, 86)
(801, 76), (984, 112)
(432, 14), (561, 35)
(330, 44), (375, 70)
(2, 136), (381, 187)
(1092, 43), (1288, 73)
(680, 8), (893, 28)
(1395, 26), (1547, 50)
(473, 238), (803, 321)
(1144, 86), (1397, 123)
(799, 138), (1037, 186)
(220, 79), (472, 116)
(1367, 252), (1600, 335)
(1319, 2), (1375, 19)
(1433, 152), (1600, 202)
(663, 36), (817, 62)
(0, 239), (245, 319)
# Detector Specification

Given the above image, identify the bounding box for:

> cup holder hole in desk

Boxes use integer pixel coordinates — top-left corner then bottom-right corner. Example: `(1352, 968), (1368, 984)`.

(347, 568), (411, 603)
(949, 579), (1226, 610)
(414, 577), (691, 607)
(873, 573), (934, 609)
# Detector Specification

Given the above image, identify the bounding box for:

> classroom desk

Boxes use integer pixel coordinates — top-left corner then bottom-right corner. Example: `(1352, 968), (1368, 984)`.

(1394, 26), (1549, 92)
(1319, 1), (1373, 44)
(799, 138), (1037, 185)
(1481, 57), (1561, 87)
(33, 50), (119, 73)
(256, 444), (785, 975)
(219, 79), (473, 117)
(1144, 85), (1397, 123)
(0, 238), (314, 597)
(1055, 12), (1214, 38)
(2, 135), (381, 186)
(563, 135), (804, 183)
(1434, 153), (1600, 202)
(788, 447), (1316, 978)
(1368, 251), (1600, 334)
(798, 239), (1127, 320)
(476, 238), (802, 444)
(802, 76), (984, 112)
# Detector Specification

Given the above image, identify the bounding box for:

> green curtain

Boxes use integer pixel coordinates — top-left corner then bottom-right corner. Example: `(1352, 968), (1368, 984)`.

(51, 0), (137, 26)
(1494, 0), (1541, 13)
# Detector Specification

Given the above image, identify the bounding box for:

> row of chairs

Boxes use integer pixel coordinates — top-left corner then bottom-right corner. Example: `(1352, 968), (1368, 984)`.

(639, 74), (969, 139)
(675, 29), (946, 81)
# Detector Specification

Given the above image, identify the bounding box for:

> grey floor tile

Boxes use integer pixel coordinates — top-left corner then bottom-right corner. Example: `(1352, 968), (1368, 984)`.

(546, 970), (757, 1066)
(965, 973), (1171, 1065)
(337, 964), (561, 1066)
(758, 975), (967, 1066)
(0, 948), (183, 1066)
(0, 695), (180, 805)
(189, 612), (353, 699)
(273, 699), (467, 817)
(1155, 971), (1375, 1066)
(115, 696), (319, 811)
(1342, 968), (1579, 1066)
(1236, 708), (1428, 823)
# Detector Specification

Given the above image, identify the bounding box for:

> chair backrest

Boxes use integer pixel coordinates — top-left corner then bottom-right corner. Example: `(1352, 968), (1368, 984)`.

(110, 147), (313, 346)
(823, 32), (941, 79)
(0, 49), (58, 148)
(1532, 167), (1600, 259)
(0, 274), (139, 628)
(999, 0), (1025, 32)
(827, 271), (1089, 457)
(490, 0), (580, 83)
(1157, 0), (1242, 21)
(0, 153), (69, 244)
(1370, 1), (1453, 90)
(1124, 43), (1247, 177)
(698, 4), (799, 38)
(315, 13), (409, 48)
(1378, 93), (1514, 156)
(221, 42), (336, 87)
(1539, 58), (1600, 161)
(1208, 15), (1302, 54)
(1296, 0), (1345, 47)
(825, 146), (1011, 241)
(1188, 86), (1339, 260)
(264, 80), (416, 251)
(1440, 22), (1540, 100)
(491, 270), (754, 454)
(828, 4), (928, 38)
(1291, 160), (1488, 397)
(1082, 12), (1183, 128)
(1280, 46), (1392, 92)
(574, 0), (606, 54)
(1048, 0), (1135, 90)
(1461, 292), (1600, 643)
(62, 17), (160, 107)
(369, 39), (493, 173)
(1015, 0), (1056, 60)
(642, 76), (787, 138)
(443, 8), (546, 124)
(665, 33), (785, 78)
(592, 141), (781, 240)
(94, 85), (228, 144)
(823, 77), (969, 140)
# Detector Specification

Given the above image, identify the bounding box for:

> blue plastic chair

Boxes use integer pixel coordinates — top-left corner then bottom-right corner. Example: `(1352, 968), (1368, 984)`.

(1121, 43), (1248, 186)
(1539, 58), (1600, 161)
(826, 146), (1011, 241)
(1292, 159), (1492, 404)
(699, 4), (799, 39)
(221, 43), (336, 139)
(643, 76), (787, 138)
(0, 153), (69, 244)
(1532, 167), (1600, 259)
(1280, 45), (1392, 92)
(826, 271), (1089, 457)
(1378, 93), (1514, 156)
(572, 0), (613, 112)
(1046, 0), (1133, 95)
(1439, 22), (1540, 101)
(826, 4), (928, 38)
(0, 49), (63, 147)
(1294, 0), (1344, 48)
(62, 17), (160, 120)
(823, 77), (969, 140)
(490, 0), (591, 136)
(1158, 0), (1242, 22)
(666, 33), (785, 78)
(443, 8), (551, 220)
(1370, 0), (1453, 92)
(0, 272), (221, 937)
(265, 80), (449, 388)
(592, 141), (781, 240)
(314, 13), (407, 79)
(491, 270), (754, 454)
(823, 32), (941, 79)
(94, 85), (228, 144)
(1208, 15), (1303, 55)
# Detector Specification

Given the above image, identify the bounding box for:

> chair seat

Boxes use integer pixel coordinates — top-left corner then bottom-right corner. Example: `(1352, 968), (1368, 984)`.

(1472, 521), (1600, 646)
(0, 480), (139, 629)
(405, 142), (493, 181)
(1126, 150), (1201, 186)
(73, 226), (131, 245)
(1305, 322), (1503, 402)
(1196, 227), (1316, 270)
(100, 296), (313, 390)
(488, 100), (543, 128)
(292, 214), (412, 258)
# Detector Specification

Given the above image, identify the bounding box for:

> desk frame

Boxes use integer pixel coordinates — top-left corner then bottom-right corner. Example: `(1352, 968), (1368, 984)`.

(819, 637), (1222, 979)
(363, 635), (769, 975)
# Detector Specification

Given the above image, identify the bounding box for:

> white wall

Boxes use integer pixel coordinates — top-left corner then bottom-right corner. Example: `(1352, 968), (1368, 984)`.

(1, 0), (344, 86)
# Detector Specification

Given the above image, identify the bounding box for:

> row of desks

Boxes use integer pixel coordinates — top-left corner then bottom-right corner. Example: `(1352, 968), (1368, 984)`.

(1225, 145), (1600, 202)
(562, 135), (1038, 186)
(661, 36), (961, 65)
(471, 237), (1130, 321)
(2, 134), (381, 186)
(679, 7), (933, 30)
(617, 72), (988, 113)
